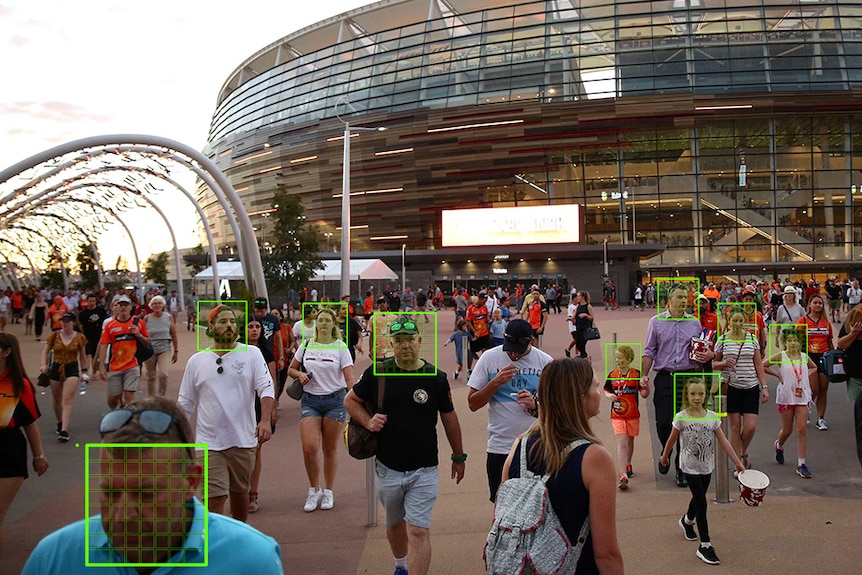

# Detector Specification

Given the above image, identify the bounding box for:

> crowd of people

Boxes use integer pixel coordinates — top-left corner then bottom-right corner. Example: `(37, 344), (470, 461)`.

(2, 276), (861, 574)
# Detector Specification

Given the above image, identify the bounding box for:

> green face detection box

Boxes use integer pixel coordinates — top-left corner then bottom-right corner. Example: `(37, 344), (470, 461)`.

(673, 372), (722, 420)
(767, 324), (809, 364)
(85, 443), (209, 567)
(655, 278), (700, 321)
(299, 302), (349, 349)
(603, 343), (642, 380)
(717, 302), (759, 343)
(371, 311), (438, 377)
(196, 300), (248, 352)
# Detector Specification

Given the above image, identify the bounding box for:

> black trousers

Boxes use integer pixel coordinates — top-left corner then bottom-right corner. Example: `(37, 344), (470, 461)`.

(684, 473), (712, 543)
(653, 371), (685, 472)
(486, 452), (509, 503)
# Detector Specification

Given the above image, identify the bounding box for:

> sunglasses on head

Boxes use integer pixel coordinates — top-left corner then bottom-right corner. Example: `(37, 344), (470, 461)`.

(216, 356), (224, 374)
(504, 333), (532, 345)
(100, 409), (178, 438)
(390, 321), (416, 333)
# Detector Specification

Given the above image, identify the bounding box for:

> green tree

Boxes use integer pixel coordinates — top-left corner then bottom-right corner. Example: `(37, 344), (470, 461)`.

(188, 244), (207, 275)
(144, 251), (169, 285)
(261, 192), (323, 293)
(75, 242), (100, 289)
(41, 251), (65, 289)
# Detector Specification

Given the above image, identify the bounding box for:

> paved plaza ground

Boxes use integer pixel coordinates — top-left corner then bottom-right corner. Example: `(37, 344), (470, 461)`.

(3, 304), (861, 574)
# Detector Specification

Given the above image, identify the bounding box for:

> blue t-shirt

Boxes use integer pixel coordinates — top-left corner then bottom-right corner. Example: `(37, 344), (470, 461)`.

(22, 498), (283, 574)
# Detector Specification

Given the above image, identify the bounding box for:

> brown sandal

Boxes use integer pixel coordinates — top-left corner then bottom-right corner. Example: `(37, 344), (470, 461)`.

(248, 491), (260, 513)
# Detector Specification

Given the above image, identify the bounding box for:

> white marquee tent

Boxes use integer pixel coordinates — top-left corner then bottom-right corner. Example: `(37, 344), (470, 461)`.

(310, 259), (398, 281)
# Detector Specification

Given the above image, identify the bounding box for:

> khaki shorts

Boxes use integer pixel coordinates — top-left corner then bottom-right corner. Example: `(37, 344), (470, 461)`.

(106, 368), (140, 396)
(203, 447), (257, 498)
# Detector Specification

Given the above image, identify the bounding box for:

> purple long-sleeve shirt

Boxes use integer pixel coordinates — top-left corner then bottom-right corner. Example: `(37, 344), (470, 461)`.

(643, 310), (702, 373)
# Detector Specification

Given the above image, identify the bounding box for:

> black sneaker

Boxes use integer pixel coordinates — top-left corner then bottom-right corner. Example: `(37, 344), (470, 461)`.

(564, 349), (571, 358)
(679, 516), (697, 541)
(675, 471), (688, 488)
(697, 545), (720, 565)
(55, 422), (61, 436)
(57, 430), (70, 442)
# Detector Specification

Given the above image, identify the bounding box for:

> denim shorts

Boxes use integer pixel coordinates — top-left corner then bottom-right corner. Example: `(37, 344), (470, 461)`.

(300, 388), (347, 421)
(375, 460), (438, 529)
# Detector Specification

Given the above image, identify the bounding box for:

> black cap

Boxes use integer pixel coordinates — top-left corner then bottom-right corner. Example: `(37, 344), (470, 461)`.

(60, 312), (76, 322)
(253, 297), (268, 309)
(503, 319), (533, 354)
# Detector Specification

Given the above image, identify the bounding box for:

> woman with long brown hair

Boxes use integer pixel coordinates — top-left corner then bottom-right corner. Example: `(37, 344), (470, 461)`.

(501, 358), (624, 574)
(0, 333), (49, 561)
(837, 303), (862, 403)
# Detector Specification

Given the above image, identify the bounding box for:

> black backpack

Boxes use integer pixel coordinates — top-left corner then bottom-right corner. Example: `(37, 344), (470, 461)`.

(133, 317), (154, 364)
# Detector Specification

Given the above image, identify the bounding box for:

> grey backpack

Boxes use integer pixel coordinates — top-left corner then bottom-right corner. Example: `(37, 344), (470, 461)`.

(484, 437), (591, 575)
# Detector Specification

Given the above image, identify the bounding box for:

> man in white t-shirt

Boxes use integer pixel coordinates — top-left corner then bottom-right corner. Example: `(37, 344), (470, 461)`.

(564, 293), (579, 357)
(847, 279), (862, 307)
(177, 304), (274, 523)
(466, 319), (552, 502)
(310, 287), (319, 302)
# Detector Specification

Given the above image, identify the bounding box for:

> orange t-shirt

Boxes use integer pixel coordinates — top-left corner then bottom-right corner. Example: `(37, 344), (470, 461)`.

(363, 296), (374, 315)
(797, 315), (832, 354)
(466, 305), (489, 337)
(603, 367), (642, 420)
(703, 287), (720, 300)
(48, 303), (69, 330)
(700, 312), (718, 333)
(99, 317), (149, 372)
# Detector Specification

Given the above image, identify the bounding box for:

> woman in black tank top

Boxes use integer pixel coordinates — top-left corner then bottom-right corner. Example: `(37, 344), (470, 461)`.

(502, 358), (624, 574)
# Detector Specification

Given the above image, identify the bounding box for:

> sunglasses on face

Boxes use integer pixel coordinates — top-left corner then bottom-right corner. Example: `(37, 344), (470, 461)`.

(216, 357), (224, 374)
(504, 333), (532, 345)
(99, 409), (179, 438)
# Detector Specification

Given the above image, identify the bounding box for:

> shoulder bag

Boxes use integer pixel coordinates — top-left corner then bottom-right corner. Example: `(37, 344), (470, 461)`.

(583, 321), (601, 341)
(286, 341), (308, 400)
(345, 374), (386, 460)
(132, 317), (154, 364)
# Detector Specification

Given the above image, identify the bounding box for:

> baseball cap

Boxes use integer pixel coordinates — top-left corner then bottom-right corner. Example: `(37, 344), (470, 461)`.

(60, 312), (76, 322)
(253, 297), (268, 309)
(377, 296), (388, 304)
(530, 284), (539, 291)
(477, 291), (488, 299)
(696, 294), (709, 302)
(115, 295), (132, 304)
(503, 319), (533, 355)
(389, 316), (419, 336)
(743, 285), (756, 295)
(208, 304), (235, 324)
(784, 285), (797, 294)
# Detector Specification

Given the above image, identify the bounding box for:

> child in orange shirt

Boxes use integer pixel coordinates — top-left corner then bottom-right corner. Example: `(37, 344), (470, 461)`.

(604, 345), (648, 489)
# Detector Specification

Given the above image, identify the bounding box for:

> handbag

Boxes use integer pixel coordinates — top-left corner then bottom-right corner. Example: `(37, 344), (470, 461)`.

(345, 373), (386, 460)
(583, 323), (601, 341)
(38, 337), (54, 387)
(823, 349), (848, 383)
(286, 341), (308, 400)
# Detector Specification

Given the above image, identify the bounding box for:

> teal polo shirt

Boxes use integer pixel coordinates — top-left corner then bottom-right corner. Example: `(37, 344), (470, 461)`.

(22, 498), (283, 574)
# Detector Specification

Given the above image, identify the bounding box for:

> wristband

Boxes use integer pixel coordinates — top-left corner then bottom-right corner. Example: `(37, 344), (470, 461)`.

(451, 453), (467, 464)
(34, 454), (46, 460)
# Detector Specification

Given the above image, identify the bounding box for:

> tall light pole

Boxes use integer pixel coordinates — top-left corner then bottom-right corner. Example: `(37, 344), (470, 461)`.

(334, 96), (385, 299)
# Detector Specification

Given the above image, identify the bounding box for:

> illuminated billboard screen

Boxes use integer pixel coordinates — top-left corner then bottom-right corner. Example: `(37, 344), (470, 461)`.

(441, 204), (581, 247)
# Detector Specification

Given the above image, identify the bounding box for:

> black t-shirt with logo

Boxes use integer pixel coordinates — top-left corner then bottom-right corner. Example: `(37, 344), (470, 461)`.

(255, 312), (281, 358)
(78, 307), (108, 344)
(354, 358), (454, 472)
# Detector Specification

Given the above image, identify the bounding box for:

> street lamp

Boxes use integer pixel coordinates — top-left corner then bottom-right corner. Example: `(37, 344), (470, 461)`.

(334, 96), (385, 299)
(324, 232), (333, 252)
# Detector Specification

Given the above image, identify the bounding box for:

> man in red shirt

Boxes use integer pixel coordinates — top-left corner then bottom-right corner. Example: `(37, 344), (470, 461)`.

(740, 286), (767, 350)
(525, 289), (549, 344)
(697, 294), (717, 334)
(96, 294), (150, 409)
(466, 291), (491, 358)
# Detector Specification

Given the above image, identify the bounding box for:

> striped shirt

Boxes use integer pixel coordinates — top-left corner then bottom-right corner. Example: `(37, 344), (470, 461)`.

(715, 332), (759, 389)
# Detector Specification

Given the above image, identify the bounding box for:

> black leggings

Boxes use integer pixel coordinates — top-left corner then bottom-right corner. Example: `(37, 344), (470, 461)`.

(575, 334), (588, 358)
(684, 472), (712, 543)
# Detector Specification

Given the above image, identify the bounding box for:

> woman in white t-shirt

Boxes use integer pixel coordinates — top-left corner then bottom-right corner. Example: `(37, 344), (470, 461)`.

(287, 306), (354, 513)
(291, 306), (316, 351)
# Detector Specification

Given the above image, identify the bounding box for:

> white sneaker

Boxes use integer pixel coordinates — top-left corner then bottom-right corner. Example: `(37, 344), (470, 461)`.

(304, 487), (322, 512)
(320, 489), (334, 510)
(815, 417), (828, 431)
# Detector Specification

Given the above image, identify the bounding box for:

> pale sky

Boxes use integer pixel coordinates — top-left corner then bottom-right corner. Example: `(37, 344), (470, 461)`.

(0, 0), (372, 271)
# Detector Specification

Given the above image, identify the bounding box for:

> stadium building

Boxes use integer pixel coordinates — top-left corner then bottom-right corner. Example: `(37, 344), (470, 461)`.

(201, 0), (862, 297)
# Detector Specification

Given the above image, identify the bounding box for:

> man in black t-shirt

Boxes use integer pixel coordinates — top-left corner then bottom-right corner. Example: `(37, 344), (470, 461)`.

(344, 317), (465, 575)
(253, 297), (283, 378)
(78, 294), (107, 377)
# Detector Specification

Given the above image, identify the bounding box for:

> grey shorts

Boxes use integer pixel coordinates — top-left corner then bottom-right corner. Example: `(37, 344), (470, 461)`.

(106, 368), (140, 396)
(375, 460), (438, 529)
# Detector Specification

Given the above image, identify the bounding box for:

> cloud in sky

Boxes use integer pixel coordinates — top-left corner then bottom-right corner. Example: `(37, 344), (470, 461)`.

(0, 0), (373, 269)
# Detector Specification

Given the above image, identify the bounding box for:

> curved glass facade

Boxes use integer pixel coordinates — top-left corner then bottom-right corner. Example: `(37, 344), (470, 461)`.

(203, 0), (862, 272)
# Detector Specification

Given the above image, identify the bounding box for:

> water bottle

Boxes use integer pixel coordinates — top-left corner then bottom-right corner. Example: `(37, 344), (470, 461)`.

(79, 373), (89, 395)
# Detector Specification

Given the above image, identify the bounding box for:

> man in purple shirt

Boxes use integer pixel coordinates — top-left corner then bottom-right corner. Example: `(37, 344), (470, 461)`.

(641, 283), (714, 487)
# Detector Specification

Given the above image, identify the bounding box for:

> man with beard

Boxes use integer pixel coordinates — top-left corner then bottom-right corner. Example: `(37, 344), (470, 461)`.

(178, 304), (274, 522)
(21, 396), (284, 573)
